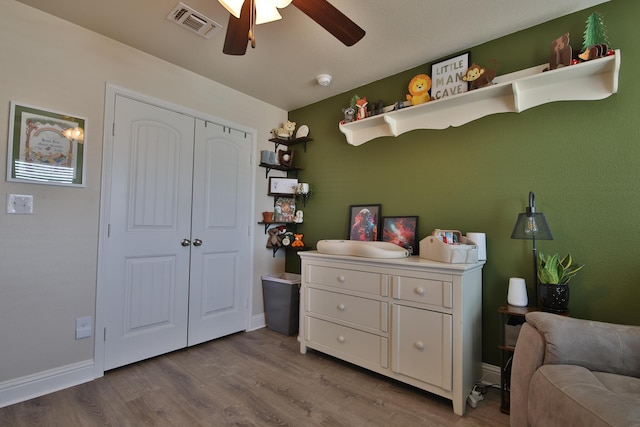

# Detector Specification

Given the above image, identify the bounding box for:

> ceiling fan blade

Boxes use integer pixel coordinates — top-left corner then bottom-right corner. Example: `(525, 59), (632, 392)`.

(292, 0), (365, 46)
(223, 0), (252, 55)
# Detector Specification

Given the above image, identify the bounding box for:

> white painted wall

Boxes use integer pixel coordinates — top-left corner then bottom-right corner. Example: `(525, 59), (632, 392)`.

(0, 0), (287, 393)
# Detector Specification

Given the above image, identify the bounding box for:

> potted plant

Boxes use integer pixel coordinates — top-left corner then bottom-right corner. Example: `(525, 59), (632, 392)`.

(537, 252), (584, 312)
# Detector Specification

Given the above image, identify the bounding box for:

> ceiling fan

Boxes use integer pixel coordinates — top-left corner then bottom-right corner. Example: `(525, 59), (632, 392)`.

(219, 0), (366, 55)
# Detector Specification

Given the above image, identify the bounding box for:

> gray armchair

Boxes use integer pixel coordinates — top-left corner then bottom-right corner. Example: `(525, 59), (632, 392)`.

(510, 311), (640, 427)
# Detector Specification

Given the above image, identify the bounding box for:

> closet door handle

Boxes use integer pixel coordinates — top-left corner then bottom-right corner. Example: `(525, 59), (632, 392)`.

(181, 239), (191, 247)
(193, 239), (203, 247)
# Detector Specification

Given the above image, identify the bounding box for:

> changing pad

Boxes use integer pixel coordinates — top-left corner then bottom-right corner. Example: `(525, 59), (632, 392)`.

(316, 240), (410, 258)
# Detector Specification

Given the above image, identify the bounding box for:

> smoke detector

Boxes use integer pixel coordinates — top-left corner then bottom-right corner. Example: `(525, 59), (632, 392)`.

(316, 74), (332, 86)
(167, 2), (222, 39)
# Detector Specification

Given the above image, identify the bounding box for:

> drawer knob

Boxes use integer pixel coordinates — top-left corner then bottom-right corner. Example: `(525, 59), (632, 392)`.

(338, 276), (345, 283)
(414, 341), (425, 351)
(414, 287), (425, 296)
(337, 336), (345, 343)
(337, 304), (345, 311)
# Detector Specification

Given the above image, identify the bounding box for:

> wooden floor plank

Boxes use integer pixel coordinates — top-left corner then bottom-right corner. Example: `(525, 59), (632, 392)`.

(0, 328), (509, 426)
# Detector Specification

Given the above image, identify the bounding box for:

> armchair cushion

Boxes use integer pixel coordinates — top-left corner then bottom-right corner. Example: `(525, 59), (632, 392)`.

(528, 365), (640, 426)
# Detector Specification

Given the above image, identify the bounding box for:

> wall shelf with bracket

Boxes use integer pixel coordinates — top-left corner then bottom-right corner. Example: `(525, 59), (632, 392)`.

(339, 50), (620, 146)
(268, 136), (312, 152)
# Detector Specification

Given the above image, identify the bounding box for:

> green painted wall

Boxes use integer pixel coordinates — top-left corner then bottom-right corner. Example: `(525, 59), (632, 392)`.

(287, 0), (640, 366)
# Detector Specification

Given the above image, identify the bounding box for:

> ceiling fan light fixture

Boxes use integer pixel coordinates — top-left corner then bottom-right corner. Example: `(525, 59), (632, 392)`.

(272, 0), (293, 8)
(218, 0), (245, 19)
(254, 0), (282, 24)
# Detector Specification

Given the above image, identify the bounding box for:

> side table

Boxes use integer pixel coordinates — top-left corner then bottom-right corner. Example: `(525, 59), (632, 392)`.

(498, 305), (539, 414)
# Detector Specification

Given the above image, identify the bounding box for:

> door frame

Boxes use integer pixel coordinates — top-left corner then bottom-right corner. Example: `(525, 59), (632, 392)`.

(94, 84), (257, 378)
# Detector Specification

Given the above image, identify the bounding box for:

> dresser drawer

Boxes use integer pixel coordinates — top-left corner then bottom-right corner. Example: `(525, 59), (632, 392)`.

(306, 317), (388, 368)
(307, 264), (387, 296)
(391, 305), (452, 390)
(392, 275), (452, 309)
(306, 288), (388, 332)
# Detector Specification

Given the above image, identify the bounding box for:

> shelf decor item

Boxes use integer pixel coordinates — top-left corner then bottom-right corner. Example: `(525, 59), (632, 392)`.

(268, 177), (298, 196)
(537, 252), (584, 313)
(274, 197), (295, 222)
(348, 204), (381, 241)
(511, 191), (553, 307)
(430, 51), (469, 100)
(7, 101), (86, 187)
(507, 277), (528, 307)
(381, 216), (418, 255)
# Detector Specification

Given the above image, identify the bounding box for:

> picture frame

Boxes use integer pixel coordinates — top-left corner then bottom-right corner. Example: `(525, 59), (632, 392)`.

(382, 216), (419, 255)
(274, 196), (296, 222)
(7, 101), (86, 187)
(430, 52), (470, 101)
(348, 204), (381, 241)
(268, 177), (298, 196)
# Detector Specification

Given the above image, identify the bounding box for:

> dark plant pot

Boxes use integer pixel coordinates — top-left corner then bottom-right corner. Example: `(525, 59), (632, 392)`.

(539, 284), (570, 313)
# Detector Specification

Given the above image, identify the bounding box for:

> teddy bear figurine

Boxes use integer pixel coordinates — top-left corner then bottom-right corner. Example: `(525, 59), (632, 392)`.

(266, 228), (281, 248)
(291, 234), (304, 247)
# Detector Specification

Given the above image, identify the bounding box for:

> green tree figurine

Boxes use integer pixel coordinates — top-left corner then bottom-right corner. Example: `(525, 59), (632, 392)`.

(582, 12), (609, 51)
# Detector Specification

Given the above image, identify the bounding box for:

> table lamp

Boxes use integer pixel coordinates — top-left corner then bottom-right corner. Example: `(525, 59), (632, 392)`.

(510, 191), (553, 306)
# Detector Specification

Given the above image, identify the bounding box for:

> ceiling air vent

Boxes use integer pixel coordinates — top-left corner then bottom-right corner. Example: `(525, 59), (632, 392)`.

(167, 2), (222, 39)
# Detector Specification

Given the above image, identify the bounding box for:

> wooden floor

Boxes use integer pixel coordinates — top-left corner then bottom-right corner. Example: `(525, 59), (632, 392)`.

(0, 327), (509, 426)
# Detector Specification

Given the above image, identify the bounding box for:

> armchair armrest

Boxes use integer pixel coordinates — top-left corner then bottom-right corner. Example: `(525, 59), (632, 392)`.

(525, 311), (640, 376)
(510, 320), (544, 427)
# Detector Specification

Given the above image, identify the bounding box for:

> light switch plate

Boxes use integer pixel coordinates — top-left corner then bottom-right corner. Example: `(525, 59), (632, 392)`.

(76, 316), (92, 339)
(6, 194), (34, 214)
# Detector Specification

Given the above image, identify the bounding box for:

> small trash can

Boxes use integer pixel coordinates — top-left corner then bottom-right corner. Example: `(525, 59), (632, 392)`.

(261, 272), (301, 335)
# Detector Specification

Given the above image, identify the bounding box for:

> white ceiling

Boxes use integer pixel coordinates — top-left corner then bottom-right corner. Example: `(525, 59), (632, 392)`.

(16, 0), (609, 111)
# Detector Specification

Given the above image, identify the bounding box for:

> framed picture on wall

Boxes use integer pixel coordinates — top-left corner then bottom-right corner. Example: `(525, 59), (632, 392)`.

(348, 204), (381, 241)
(274, 196), (296, 222)
(268, 177), (298, 196)
(382, 216), (419, 255)
(7, 101), (86, 187)
(430, 51), (470, 101)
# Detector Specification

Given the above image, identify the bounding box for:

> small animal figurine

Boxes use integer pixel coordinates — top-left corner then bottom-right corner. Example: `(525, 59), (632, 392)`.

(462, 60), (498, 90)
(548, 33), (572, 70)
(266, 228), (281, 248)
(272, 120), (296, 139)
(356, 97), (368, 120)
(291, 234), (304, 247)
(342, 106), (356, 123)
(367, 99), (384, 116)
(406, 74), (431, 106)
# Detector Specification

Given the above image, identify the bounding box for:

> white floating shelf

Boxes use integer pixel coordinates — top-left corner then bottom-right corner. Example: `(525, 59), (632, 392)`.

(339, 50), (620, 146)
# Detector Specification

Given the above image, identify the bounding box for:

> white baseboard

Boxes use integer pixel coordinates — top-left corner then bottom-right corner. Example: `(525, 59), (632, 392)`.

(0, 360), (94, 409)
(480, 362), (501, 387)
(249, 313), (266, 331)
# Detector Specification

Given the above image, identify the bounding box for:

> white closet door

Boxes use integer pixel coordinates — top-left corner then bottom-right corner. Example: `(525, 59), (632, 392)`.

(104, 95), (194, 370)
(187, 120), (251, 345)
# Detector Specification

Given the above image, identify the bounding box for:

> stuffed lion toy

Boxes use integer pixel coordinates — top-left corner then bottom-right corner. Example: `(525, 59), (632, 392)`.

(272, 120), (296, 139)
(406, 74), (432, 106)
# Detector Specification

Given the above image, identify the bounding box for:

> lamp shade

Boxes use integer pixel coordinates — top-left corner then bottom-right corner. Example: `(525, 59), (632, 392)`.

(511, 212), (553, 240)
(511, 192), (553, 240)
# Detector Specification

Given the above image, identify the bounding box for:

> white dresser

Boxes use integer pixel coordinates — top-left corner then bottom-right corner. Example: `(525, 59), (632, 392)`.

(298, 251), (484, 415)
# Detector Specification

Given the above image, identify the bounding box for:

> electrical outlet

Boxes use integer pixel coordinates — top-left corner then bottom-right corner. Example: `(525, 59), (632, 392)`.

(6, 194), (34, 214)
(76, 316), (92, 339)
